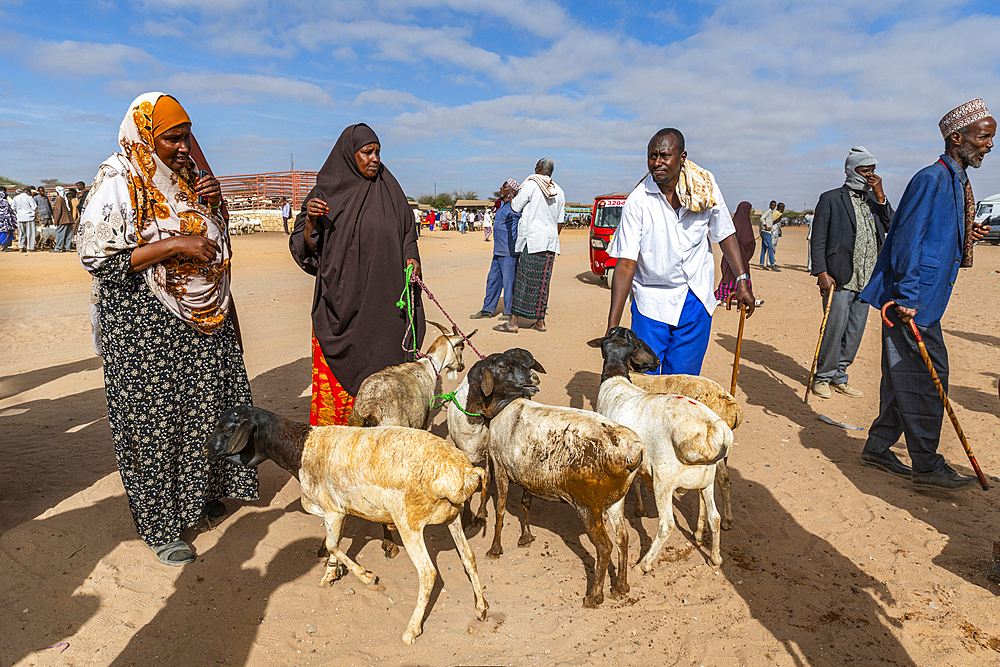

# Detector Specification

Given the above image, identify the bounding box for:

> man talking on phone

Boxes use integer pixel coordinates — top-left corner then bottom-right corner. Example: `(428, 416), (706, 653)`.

(858, 99), (995, 490)
(808, 147), (893, 399)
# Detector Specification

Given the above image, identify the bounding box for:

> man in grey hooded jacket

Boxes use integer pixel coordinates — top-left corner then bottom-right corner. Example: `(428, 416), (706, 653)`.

(809, 146), (893, 398)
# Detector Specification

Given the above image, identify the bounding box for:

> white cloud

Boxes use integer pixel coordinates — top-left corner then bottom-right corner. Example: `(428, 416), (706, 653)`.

(354, 89), (426, 108)
(109, 72), (334, 106)
(28, 40), (154, 77)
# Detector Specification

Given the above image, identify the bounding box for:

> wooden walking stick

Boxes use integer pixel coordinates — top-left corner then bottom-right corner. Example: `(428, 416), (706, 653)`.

(804, 290), (833, 404)
(880, 301), (990, 490)
(725, 294), (747, 396)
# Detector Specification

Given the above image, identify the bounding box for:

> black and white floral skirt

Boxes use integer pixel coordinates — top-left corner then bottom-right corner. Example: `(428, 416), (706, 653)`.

(98, 251), (258, 548)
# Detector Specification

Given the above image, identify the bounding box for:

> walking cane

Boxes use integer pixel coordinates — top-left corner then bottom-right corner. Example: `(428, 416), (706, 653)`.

(880, 301), (990, 490)
(804, 290), (833, 404)
(724, 294), (747, 467)
(725, 294), (747, 396)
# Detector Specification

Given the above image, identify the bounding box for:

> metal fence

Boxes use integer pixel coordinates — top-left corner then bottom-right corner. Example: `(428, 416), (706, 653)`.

(216, 171), (317, 212)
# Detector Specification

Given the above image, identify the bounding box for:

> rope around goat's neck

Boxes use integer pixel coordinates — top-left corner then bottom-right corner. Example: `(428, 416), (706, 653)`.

(429, 390), (483, 417)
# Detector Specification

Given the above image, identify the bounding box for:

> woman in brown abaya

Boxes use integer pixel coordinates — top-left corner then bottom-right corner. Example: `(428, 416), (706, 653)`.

(715, 201), (759, 306)
(290, 123), (424, 425)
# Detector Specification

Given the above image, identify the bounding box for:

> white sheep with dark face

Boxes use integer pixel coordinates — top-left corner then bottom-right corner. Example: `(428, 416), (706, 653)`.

(589, 327), (733, 571)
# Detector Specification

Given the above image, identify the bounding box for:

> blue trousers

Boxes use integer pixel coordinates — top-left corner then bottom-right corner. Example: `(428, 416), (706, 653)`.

(481, 255), (518, 316)
(630, 290), (712, 376)
(863, 315), (947, 473)
(759, 231), (775, 266)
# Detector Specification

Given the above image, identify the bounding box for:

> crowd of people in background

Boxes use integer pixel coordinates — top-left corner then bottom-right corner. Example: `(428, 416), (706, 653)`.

(0, 181), (89, 252)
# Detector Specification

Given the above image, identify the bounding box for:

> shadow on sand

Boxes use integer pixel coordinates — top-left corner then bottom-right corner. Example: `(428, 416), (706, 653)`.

(714, 334), (1000, 593)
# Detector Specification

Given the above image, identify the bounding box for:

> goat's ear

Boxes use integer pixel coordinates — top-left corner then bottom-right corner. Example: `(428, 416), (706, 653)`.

(479, 367), (494, 397)
(466, 328), (477, 339)
(586, 337), (604, 348)
(427, 320), (450, 335)
(531, 359), (547, 374)
(226, 420), (254, 455)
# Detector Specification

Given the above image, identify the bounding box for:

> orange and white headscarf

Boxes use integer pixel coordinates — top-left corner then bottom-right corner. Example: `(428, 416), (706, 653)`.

(78, 92), (232, 343)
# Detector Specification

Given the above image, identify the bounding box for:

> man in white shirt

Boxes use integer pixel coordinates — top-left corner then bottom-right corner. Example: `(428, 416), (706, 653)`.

(606, 128), (755, 375)
(11, 186), (38, 252)
(758, 201), (783, 270)
(495, 158), (565, 333)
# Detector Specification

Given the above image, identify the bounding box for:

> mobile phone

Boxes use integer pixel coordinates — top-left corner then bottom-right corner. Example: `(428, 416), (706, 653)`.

(198, 169), (210, 206)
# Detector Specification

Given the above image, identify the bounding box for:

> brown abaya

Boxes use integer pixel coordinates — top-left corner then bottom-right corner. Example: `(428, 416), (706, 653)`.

(289, 123), (424, 399)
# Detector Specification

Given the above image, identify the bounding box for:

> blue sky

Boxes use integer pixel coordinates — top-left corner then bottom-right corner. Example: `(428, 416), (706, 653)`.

(2, 0), (1000, 209)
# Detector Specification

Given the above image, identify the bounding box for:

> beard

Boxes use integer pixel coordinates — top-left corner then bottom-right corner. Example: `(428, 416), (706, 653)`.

(957, 141), (988, 169)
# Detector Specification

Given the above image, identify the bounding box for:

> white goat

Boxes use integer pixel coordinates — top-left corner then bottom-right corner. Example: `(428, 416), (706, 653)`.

(463, 352), (644, 608)
(349, 321), (474, 429)
(628, 372), (740, 529)
(208, 406), (488, 645)
(589, 328), (732, 571)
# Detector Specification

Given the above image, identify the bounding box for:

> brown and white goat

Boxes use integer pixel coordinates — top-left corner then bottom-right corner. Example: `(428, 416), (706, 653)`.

(589, 328), (733, 571)
(446, 348), (545, 528)
(627, 371), (740, 529)
(208, 406), (488, 645)
(348, 321), (475, 429)
(464, 353), (644, 608)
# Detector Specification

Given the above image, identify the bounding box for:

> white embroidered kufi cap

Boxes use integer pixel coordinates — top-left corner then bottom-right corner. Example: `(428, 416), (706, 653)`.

(939, 98), (991, 137)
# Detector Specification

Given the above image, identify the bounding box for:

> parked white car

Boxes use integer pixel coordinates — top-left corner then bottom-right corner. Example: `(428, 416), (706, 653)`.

(976, 193), (1000, 245)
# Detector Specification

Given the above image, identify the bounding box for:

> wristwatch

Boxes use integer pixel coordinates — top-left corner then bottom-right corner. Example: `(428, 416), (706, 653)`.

(735, 273), (749, 283)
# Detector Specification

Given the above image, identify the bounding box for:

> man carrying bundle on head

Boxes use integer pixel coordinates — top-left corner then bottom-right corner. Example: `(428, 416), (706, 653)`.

(604, 127), (756, 375)
(859, 99), (995, 490)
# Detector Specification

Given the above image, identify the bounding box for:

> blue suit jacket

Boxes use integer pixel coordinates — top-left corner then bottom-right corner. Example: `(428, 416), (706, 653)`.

(860, 156), (965, 327)
(492, 202), (521, 257)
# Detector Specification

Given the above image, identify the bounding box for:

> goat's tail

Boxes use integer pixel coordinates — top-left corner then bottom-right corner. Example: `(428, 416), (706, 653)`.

(676, 419), (732, 466)
(431, 465), (486, 506)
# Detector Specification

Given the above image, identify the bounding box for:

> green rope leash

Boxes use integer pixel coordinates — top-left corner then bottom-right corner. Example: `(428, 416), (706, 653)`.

(397, 263), (419, 357)
(429, 391), (483, 417)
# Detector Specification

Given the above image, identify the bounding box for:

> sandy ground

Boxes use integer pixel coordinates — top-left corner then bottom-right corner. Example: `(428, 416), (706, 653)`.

(2, 226), (1000, 667)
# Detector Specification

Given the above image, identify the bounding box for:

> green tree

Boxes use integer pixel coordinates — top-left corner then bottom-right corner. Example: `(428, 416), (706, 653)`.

(0, 175), (25, 188)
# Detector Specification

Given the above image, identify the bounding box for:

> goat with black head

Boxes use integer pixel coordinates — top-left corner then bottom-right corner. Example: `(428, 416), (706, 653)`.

(207, 405), (488, 645)
(461, 348), (644, 608)
(588, 327), (734, 571)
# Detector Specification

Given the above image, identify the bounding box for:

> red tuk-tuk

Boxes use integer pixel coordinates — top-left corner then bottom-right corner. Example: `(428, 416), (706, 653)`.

(589, 192), (629, 285)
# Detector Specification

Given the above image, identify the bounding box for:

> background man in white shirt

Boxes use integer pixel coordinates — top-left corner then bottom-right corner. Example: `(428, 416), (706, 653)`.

(495, 158), (565, 333)
(11, 186), (37, 252)
(606, 128), (755, 375)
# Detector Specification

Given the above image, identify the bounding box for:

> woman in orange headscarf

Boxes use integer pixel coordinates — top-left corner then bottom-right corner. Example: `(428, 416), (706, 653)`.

(78, 93), (258, 566)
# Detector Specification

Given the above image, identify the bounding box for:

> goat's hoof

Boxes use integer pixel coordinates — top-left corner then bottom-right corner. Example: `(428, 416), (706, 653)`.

(611, 584), (629, 599)
(358, 570), (375, 585)
(382, 541), (399, 559)
(517, 534), (535, 547)
(693, 531), (705, 545)
(401, 627), (421, 645)
(637, 561), (652, 575)
(634, 507), (646, 518)
(472, 514), (487, 527)
(721, 518), (733, 531)
(485, 546), (502, 559)
(476, 602), (489, 621)
(710, 555), (723, 567)
(583, 593), (604, 608)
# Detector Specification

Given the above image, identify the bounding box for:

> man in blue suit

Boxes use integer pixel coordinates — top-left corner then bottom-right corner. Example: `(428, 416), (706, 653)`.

(859, 99), (995, 490)
(470, 179), (521, 320)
